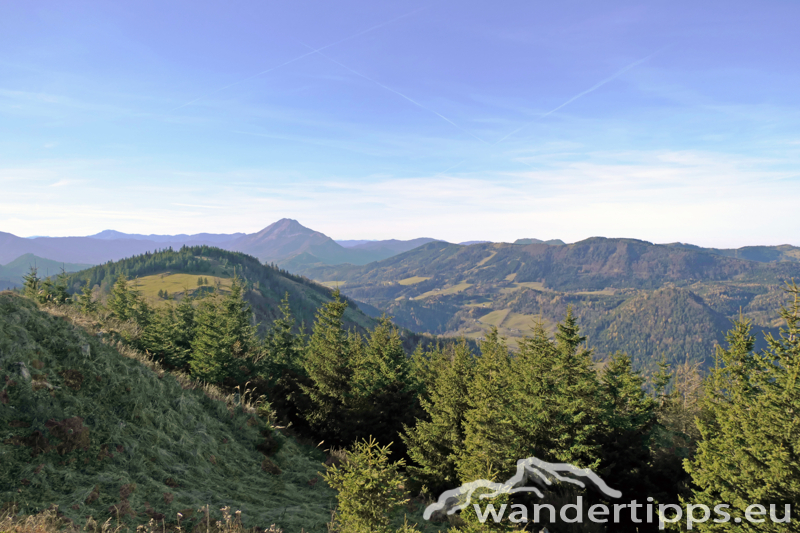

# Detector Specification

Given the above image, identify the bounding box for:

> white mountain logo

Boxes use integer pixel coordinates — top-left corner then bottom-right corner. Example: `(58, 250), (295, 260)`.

(423, 456), (622, 520)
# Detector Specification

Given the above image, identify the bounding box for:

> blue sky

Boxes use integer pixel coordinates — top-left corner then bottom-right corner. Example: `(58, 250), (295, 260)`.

(2, 0), (799, 246)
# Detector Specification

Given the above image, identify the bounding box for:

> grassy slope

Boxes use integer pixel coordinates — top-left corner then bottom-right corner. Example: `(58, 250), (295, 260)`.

(0, 293), (336, 532)
(128, 273), (233, 300)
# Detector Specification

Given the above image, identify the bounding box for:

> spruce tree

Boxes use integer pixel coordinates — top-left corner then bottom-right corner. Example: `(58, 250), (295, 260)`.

(77, 281), (97, 314)
(262, 293), (305, 380)
(190, 297), (229, 383)
(549, 307), (604, 468)
(684, 284), (800, 531)
(107, 274), (134, 321)
(171, 295), (196, 369)
(300, 289), (355, 444)
(350, 317), (417, 455)
(596, 352), (658, 532)
(404, 340), (475, 493)
(507, 311), (603, 468)
(324, 438), (412, 533)
(189, 277), (256, 384)
(260, 294), (307, 428)
(22, 266), (41, 301)
(50, 269), (71, 304)
(457, 328), (517, 484)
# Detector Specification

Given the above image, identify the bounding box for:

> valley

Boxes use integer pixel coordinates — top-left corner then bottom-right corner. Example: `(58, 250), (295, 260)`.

(300, 238), (799, 371)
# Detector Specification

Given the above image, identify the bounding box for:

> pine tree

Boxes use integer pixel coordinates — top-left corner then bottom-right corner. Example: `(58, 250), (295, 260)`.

(596, 352), (658, 532)
(189, 277), (256, 384)
(548, 307), (604, 468)
(404, 340), (475, 493)
(107, 274), (134, 321)
(684, 284), (800, 530)
(350, 316), (418, 455)
(22, 266), (41, 301)
(324, 438), (411, 533)
(457, 328), (517, 484)
(190, 298), (229, 382)
(77, 281), (97, 314)
(300, 289), (355, 444)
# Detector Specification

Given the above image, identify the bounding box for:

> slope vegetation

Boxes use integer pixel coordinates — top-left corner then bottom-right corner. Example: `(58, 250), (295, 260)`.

(63, 246), (376, 334)
(0, 293), (335, 531)
(299, 238), (798, 369)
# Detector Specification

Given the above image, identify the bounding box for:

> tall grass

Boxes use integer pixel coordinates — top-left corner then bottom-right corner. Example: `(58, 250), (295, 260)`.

(0, 293), (335, 532)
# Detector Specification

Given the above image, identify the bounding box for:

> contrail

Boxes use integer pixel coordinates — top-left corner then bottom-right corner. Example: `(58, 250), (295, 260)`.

(300, 43), (490, 145)
(169, 5), (430, 112)
(494, 47), (668, 145)
(434, 159), (467, 177)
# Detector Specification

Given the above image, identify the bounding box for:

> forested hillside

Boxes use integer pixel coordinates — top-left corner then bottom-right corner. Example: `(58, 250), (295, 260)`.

(297, 238), (799, 369)
(62, 246), (375, 335)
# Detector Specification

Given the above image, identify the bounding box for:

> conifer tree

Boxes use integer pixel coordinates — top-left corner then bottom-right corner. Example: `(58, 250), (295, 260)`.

(171, 295), (196, 368)
(548, 307), (604, 467)
(190, 297), (229, 383)
(457, 328), (516, 484)
(300, 289), (355, 444)
(260, 294), (307, 427)
(262, 293), (305, 379)
(684, 284), (800, 530)
(22, 266), (41, 300)
(50, 269), (71, 304)
(404, 340), (474, 493)
(77, 281), (97, 314)
(596, 353), (658, 531)
(107, 274), (134, 321)
(190, 277), (256, 384)
(324, 438), (413, 533)
(506, 311), (603, 469)
(350, 316), (417, 454)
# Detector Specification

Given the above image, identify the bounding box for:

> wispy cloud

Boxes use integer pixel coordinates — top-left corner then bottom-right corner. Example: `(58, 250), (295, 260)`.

(172, 203), (224, 209)
(5, 147), (794, 248)
(300, 43), (490, 145)
(169, 5), (430, 112)
(494, 47), (670, 145)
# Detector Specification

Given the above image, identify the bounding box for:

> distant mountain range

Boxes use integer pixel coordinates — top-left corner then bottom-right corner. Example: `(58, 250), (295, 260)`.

(0, 254), (92, 289)
(0, 219), (438, 268)
(3, 219), (799, 284)
(294, 237), (800, 371)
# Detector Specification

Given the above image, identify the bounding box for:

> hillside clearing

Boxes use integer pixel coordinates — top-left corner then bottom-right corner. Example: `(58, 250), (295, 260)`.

(129, 273), (232, 300)
(397, 276), (431, 286)
(414, 282), (472, 300)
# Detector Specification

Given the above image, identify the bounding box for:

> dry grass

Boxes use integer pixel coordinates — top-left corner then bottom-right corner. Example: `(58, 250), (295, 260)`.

(414, 283), (472, 300)
(0, 505), (286, 533)
(42, 304), (261, 415)
(128, 274), (233, 302)
(397, 277), (430, 286)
